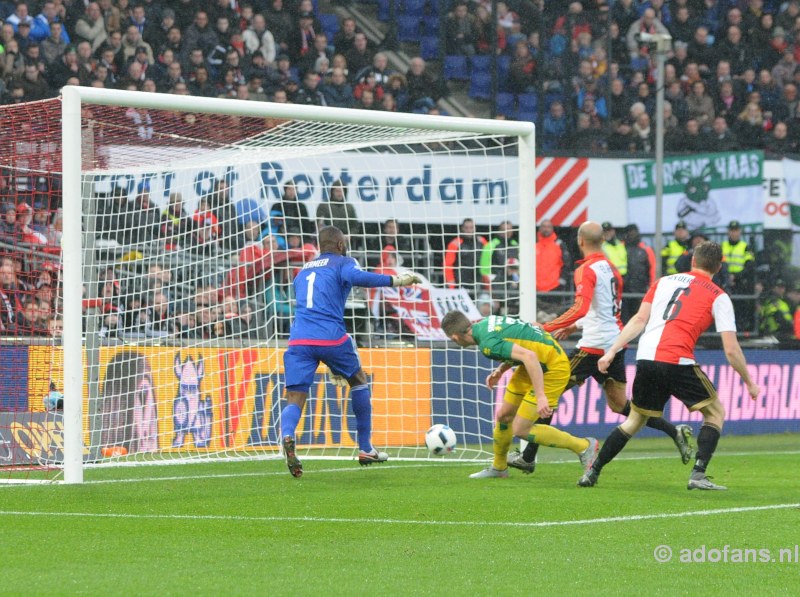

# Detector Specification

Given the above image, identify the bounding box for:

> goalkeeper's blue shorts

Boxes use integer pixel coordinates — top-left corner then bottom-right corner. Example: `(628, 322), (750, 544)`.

(283, 336), (361, 393)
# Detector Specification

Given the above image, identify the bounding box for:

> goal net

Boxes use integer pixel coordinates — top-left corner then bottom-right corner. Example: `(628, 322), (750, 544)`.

(1, 88), (534, 483)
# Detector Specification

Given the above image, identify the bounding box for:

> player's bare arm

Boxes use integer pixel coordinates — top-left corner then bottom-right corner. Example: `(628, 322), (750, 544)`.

(486, 362), (512, 389)
(720, 331), (761, 400)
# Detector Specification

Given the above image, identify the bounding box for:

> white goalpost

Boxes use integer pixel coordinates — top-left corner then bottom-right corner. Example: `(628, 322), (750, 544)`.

(33, 87), (536, 483)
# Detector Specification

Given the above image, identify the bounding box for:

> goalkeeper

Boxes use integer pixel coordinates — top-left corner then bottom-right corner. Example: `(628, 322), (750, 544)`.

(441, 310), (598, 478)
(280, 226), (421, 478)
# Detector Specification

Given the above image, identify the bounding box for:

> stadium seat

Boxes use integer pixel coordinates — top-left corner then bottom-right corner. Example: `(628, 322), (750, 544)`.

(236, 198), (265, 226)
(377, 0), (390, 21)
(496, 55), (511, 90)
(422, 15), (440, 35)
(401, 0), (427, 16)
(443, 55), (469, 80)
(420, 35), (439, 61)
(518, 92), (538, 113)
(517, 110), (537, 124)
(396, 14), (420, 42)
(495, 92), (516, 118)
(318, 14), (340, 40)
(469, 55), (492, 74)
(468, 71), (492, 100)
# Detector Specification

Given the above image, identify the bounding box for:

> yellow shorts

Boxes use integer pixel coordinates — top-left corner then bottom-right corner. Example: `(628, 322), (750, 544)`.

(503, 359), (570, 422)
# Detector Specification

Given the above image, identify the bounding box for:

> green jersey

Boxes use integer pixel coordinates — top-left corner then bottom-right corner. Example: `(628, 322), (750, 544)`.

(470, 315), (565, 371)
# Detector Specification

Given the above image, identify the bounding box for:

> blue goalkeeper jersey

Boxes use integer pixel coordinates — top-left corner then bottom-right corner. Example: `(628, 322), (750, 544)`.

(289, 253), (392, 345)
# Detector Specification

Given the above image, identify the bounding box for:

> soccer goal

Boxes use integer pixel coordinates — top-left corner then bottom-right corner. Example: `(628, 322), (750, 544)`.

(1, 88), (535, 483)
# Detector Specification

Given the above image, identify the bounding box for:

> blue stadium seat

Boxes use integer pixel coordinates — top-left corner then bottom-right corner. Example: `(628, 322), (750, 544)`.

(377, 0), (390, 21)
(516, 110), (537, 124)
(422, 15), (440, 35)
(318, 14), (340, 40)
(495, 92), (516, 118)
(518, 92), (538, 113)
(443, 55), (469, 80)
(420, 35), (439, 61)
(469, 55), (492, 74)
(444, 56), (469, 81)
(468, 71), (492, 100)
(401, 0), (427, 15)
(496, 55), (511, 90)
(396, 14), (420, 42)
(236, 199), (265, 226)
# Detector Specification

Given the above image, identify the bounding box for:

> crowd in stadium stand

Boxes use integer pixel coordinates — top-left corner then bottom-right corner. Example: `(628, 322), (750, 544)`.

(0, 0), (800, 340)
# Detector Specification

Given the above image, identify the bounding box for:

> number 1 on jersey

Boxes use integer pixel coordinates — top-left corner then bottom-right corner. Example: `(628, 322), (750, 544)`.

(306, 271), (316, 309)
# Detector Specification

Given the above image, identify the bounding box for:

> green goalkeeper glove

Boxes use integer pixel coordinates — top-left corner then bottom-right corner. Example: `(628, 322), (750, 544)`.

(391, 272), (422, 287)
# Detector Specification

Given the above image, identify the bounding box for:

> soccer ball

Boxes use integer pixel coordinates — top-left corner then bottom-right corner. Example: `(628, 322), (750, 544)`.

(425, 424), (457, 455)
(43, 390), (63, 411)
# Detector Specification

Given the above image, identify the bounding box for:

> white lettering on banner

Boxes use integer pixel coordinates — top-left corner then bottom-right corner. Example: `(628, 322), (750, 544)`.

(96, 150), (517, 224)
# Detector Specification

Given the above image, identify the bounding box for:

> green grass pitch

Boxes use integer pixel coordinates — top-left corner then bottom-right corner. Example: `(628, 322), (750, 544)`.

(2, 434), (799, 596)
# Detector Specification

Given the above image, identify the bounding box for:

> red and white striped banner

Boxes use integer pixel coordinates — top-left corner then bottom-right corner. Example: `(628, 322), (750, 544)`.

(535, 157), (589, 226)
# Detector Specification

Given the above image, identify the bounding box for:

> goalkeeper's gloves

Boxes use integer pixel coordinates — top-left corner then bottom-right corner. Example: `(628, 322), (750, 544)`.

(391, 272), (422, 287)
(327, 371), (349, 388)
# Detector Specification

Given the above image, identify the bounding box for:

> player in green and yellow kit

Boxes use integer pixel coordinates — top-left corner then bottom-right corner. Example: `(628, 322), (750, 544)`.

(441, 311), (599, 478)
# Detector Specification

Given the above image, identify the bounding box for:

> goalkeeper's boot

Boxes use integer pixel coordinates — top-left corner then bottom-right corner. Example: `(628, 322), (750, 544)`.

(469, 466), (509, 479)
(577, 467), (599, 487)
(358, 448), (389, 466)
(687, 472), (727, 491)
(507, 450), (535, 474)
(578, 437), (599, 472)
(282, 435), (303, 478)
(673, 424), (694, 465)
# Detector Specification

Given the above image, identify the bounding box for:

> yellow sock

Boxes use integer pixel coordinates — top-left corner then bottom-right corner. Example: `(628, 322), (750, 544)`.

(492, 422), (514, 470)
(527, 424), (590, 455)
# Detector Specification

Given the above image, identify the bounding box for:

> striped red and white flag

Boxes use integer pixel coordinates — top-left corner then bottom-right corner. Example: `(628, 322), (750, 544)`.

(535, 157), (588, 226)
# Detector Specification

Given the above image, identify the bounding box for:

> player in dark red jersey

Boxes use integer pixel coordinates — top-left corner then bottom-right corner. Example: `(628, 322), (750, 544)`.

(579, 241), (760, 490)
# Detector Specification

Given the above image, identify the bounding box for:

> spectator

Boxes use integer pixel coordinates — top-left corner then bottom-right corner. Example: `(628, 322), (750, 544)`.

(535, 218), (571, 312)
(297, 32), (331, 77)
(122, 25), (155, 66)
(541, 100), (570, 150)
(183, 11), (218, 57)
(773, 83), (799, 123)
(443, 218), (487, 295)
(320, 66), (353, 108)
(601, 222), (627, 277)
(661, 220), (690, 275)
(271, 181), (314, 241)
(289, 10), (319, 63)
(764, 120), (796, 156)
(771, 49), (796, 88)
(474, 4), (505, 55)
(479, 220), (518, 292)
(74, 2), (107, 52)
(714, 80), (744, 124)
(687, 27), (718, 76)
(293, 70), (326, 105)
(16, 62), (49, 100)
(41, 21), (67, 65)
(191, 197), (220, 254)
(242, 13), (276, 64)
(344, 32), (373, 82)
(622, 224), (655, 323)
(315, 179), (362, 249)
(508, 39), (537, 94)
(159, 192), (193, 250)
(717, 26), (753, 75)
(206, 178), (241, 252)
(705, 116), (741, 151)
(0, 256), (23, 334)
(759, 279), (794, 338)
(630, 111), (654, 152)
(189, 65), (216, 97)
(406, 57), (448, 112)
(445, 1), (477, 56)
(733, 101), (766, 147)
(686, 80), (715, 129)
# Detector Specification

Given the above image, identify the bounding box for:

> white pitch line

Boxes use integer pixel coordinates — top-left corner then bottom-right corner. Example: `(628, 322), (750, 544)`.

(0, 503), (797, 529)
(1, 449), (798, 488)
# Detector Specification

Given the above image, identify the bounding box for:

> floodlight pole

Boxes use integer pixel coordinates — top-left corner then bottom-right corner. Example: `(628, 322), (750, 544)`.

(648, 32), (672, 278)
